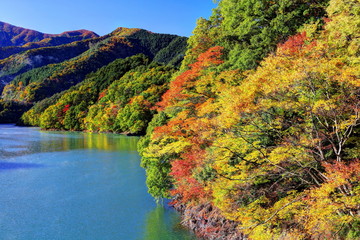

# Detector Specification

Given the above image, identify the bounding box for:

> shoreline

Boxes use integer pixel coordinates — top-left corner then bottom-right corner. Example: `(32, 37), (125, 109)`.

(10, 122), (145, 137)
(172, 202), (246, 240)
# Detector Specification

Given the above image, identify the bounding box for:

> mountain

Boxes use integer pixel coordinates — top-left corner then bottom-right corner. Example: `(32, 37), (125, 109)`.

(1, 27), (187, 102)
(0, 21), (98, 48)
(0, 37), (104, 90)
(0, 23), (187, 123)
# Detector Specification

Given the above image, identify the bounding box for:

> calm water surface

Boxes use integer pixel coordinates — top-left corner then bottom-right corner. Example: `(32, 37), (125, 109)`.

(0, 124), (197, 240)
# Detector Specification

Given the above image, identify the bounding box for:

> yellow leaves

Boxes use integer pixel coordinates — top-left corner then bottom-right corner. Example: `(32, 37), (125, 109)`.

(211, 179), (238, 213)
(301, 186), (351, 235)
(336, 64), (360, 87)
(244, 149), (263, 163)
(338, 115), (359, 131)
(326, 0), (360, 50)
(196, 97), (217, 117)
(112, 27), (142, 37)
(194, 72), (215, 94)
(288, 161), (360, 237)
(312, 99), (337, 112)
(247, 225), (277, 240)
(268, 146), (303, 165)
(144, 136), (191, 158)
(136, 0), (360, 238)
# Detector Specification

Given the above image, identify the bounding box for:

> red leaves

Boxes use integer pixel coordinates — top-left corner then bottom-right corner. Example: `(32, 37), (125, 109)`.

(169, 138), (209, 203)
(278, 32), (309, 55)
(152, 46), (225, 203)
(171, 159), (196, 179)
(157, 46), (224, 110)
(171, 148), (206, 179)
(157, 70), (193, 110)
(323, 17), (332, 23)
(171, 176), (208, 203)
(191, 46), (224, 70)
(62, 104), (70, 113)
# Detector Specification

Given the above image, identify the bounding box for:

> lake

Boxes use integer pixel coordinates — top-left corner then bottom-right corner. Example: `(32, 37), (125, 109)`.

(0, 124), (197, 240)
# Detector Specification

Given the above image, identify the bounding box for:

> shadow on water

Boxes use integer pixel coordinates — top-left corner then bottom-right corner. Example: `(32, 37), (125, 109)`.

(0, 161), (43, 171)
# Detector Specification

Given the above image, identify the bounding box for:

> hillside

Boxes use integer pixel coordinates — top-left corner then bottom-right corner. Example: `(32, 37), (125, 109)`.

(21, 55), (175, 135)
(1, 27), (187, 103)
(0, 24), (187, 123)
(0, 37), (105, 92)
(0, 21), (101, 92)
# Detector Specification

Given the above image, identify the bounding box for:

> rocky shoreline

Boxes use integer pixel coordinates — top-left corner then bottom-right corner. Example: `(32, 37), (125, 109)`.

(172, 202), (246, 240)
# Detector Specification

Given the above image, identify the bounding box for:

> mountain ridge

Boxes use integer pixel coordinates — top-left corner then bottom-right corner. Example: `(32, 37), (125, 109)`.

(0, 22), (187, 103)
(0, 21), (99, 47)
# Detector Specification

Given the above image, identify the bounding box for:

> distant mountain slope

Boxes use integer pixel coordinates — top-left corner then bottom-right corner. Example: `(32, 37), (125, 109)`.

(0, 21), (98, 48)
(1, 27), (187, 102)
(0, 37), (106, 90)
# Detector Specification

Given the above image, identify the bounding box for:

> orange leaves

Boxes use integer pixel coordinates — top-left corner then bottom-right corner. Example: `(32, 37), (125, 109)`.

(139, 1), (360, 238)
(157, 46), (224, 110)
(294, 160), (360, 238)
(156, 69), (194, 110)
(171, 146), (209, 202)
(98, 89), (107, 100)
(323, 161), (360, 185)
(278, 31), (308, 54)
(171, 176), (208, 203)
(191, 46), (224, 70)
(171, 159), (197, 179)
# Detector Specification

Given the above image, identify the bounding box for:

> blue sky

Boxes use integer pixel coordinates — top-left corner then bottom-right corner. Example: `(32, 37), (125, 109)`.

(0, 0), (217, 37)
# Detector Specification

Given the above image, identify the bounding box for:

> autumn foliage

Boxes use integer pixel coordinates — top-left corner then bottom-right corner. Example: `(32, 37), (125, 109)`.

(5, 0), (359, 238)
(139, 0), (360, 239)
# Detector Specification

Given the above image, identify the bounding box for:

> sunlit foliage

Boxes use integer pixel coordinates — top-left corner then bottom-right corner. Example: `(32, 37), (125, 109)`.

(139, 0), (360, 239)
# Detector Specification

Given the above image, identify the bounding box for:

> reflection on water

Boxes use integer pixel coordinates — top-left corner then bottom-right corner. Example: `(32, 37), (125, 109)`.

(0, 126), (138, 160)
(40, 131), (139, 152)
(0, 124), (197, 240)
(142, 204), (198, 240)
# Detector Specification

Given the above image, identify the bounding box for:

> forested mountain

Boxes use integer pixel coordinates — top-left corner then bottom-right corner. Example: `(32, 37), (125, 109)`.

(0, 24), (187, 124)
(1, 27), (186, 103)
(0, 37), (103, 91)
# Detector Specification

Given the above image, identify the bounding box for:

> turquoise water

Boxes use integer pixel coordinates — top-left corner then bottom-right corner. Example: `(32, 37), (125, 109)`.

(0, 124), (197, 240)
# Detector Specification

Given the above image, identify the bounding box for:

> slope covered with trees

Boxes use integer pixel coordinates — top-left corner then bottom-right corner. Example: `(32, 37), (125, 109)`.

(0, 37), (104, 92)
(0, 23), (187, 125)
(0, 22), (99, 92)
(21, 54), (175, 135)
(1, 27), (186, 103)
(139, 0), (360, 239)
